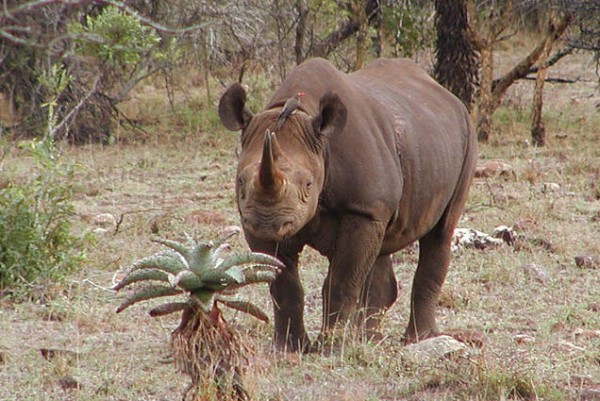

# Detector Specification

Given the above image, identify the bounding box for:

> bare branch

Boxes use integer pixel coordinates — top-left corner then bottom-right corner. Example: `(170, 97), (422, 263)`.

(491, 13), (573, 106)
(50, 74), (100, 139)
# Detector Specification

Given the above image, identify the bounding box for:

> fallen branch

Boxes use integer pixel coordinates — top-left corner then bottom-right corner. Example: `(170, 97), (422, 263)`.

(521, 76), (577, 83)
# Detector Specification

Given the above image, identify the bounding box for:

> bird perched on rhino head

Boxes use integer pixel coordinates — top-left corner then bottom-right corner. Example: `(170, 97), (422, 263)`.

(275, 92), (305, 131)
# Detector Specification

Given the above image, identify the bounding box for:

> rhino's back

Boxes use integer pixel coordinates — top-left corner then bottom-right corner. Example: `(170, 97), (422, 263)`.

(269, 58), (474, 238)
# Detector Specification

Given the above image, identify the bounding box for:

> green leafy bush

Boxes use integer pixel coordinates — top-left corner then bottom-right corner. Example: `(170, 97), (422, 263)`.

(0, 64), (85, 300)
(0, 139), (84, 299)
(70, 6), (161, 68)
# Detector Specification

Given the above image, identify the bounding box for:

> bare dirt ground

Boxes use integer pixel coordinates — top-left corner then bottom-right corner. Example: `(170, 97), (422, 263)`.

(1, 50), (599, 400)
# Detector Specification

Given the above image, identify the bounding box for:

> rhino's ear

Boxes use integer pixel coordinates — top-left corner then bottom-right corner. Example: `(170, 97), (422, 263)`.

(219, 83), (253, 131)
(312, 92), (347, 138)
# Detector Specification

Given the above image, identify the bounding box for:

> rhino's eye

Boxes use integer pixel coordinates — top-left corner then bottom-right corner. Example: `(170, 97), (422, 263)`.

(305, 181), (313, 190)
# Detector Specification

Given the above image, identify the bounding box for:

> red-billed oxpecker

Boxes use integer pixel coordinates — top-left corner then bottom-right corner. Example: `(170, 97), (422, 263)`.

(275, 92), (305, 131)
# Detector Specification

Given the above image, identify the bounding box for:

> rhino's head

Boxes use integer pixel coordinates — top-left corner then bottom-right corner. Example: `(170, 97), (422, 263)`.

(219, 83), (347, 242)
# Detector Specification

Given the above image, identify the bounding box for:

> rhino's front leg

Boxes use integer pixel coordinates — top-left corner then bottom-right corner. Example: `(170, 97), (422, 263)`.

(269, 252), (310, 353)
(321, 215), (387, 333)
(245, 238), (309, 352)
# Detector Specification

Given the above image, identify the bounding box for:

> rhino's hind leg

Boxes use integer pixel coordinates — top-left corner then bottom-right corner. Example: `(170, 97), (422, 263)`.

(404, 229), (452, 343)
(359, 254), (398, 339)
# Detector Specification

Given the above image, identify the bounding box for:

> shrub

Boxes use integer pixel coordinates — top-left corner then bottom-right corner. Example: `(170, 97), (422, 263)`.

(0, 65), (85, 300)
(0, 140), (85, 299)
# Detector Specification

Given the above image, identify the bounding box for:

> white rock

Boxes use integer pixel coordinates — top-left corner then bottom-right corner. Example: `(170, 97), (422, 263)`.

(92, 213), (117, 228)
(452, 228), (504, 252)
(541, 182), (561, 193)
(404, 335), (467, 363)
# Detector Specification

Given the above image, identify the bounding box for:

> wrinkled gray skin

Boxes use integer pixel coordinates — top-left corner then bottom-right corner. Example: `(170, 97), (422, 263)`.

(219, 58), (477, 352)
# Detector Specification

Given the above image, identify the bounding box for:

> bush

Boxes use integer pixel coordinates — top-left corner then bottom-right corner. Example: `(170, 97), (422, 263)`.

(0, 139), (85, 299)
(70, 6), (162, 69)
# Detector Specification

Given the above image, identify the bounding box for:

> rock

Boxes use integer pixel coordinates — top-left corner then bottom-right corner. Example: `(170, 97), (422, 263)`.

(57, 375), (80, 390)
(575, 254), (600, 269)
(541, 182), (561, 193)
(588, 303), (600, 312)
(493, 225), (518, 245)
(513, 334), (535, 345)
(183, 210), (225, 226)
(474, 161), (516, 179)
(404, 335), (467, 363)
(452, 228), (504, 252)
(521, 264), (549, 284)
(581, 386), (600, 401)
(445, 329), (486, 348)
(92, 213), (117, 228)
(573, 328), (600, 340)
(40, 348), (79, 361)
(571, 375), (595, 386)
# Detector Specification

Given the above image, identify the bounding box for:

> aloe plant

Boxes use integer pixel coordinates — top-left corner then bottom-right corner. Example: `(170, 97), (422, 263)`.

(112, 231), (283, 401)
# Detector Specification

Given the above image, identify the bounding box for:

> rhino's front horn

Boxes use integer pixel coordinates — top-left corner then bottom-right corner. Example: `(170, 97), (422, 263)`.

(259, 130), (284, 191)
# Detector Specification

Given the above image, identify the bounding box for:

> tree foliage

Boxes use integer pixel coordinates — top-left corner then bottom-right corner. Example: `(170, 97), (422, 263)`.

(0, 0), (596, 145)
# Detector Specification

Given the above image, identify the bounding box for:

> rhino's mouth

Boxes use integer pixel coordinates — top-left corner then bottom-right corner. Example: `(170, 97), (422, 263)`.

(241, 213), (298, 242)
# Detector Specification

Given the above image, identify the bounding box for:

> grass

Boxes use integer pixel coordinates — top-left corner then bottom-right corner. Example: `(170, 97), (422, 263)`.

(1, 54), (599, 400)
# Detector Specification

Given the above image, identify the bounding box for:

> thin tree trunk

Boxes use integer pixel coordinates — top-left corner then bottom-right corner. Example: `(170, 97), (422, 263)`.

(477, 44), (494, 142)
(475, 12), (571, 142)
(531, 17), (563, 147)
(295, 0), (308, 64)
(353, 0), (368, 70)
(531, 60), (548, 146)
(370, 0), (383, 57)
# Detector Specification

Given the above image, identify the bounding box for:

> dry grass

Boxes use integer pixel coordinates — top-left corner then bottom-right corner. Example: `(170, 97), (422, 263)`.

(1, 50), (599, 400)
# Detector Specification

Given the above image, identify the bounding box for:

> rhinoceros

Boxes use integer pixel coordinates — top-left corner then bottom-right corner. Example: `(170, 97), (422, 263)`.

(218, 58), (477, 352)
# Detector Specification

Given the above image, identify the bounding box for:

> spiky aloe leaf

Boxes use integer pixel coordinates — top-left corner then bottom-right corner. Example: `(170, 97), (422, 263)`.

(242, 270), (279, 284)
(199, 266), (244, 286)
(129, 251), (188, 274)
(187, 232), (239, 274)
(112, 268), (170, 291)
(218, 299), (270, 323)
(116, 285), (183, 313)
(215, 252), (285, 272)
(151, 237), (193, 261)
(149, 302), (189, 317)
(212, 230), (238, 249)
(170, 270), (205, 291)
(187, 242), (215, 274)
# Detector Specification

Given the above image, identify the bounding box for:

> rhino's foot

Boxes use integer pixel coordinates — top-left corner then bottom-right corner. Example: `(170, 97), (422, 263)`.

(402, 327), (441, 345)
(309, 327), (368, 355)
(273, 333), (311, 354)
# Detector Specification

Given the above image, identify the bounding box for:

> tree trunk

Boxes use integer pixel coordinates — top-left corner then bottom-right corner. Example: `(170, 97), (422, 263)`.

(353, 0), (368, 70)
(477, 44), (494, 142)
(434, 0), (479, 112)
(531, 16), (566, 147)
(369, 0), (383, 57)
(294, 0), (308, 64)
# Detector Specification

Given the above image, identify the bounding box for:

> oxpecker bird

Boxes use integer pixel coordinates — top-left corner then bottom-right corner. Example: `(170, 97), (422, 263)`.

(275, 92), (305, 131)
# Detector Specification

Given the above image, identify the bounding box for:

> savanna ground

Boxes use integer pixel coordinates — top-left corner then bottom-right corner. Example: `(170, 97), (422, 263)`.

(1, 47), (599, 400)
